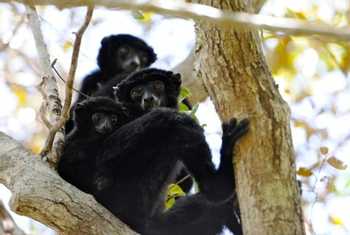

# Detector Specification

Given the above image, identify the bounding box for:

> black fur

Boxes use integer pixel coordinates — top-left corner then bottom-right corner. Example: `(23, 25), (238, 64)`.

(95, 68), (193, 193)
(98, 35), (156, 76)
(59, 69), (247, 235)
(95, 108), (248, 234)
(58, 97), (130, 194)
(79, 34), (157, 102)
(97, 69), (247, 234)
(114, 68), (181, 114)
(146, 194), (241, 235)
(115, 69), (180, 105)
(65, 35), (157, 134)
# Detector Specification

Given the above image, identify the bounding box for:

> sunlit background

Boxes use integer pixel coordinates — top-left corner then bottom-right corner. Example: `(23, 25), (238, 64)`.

(1, 0), (350, 234)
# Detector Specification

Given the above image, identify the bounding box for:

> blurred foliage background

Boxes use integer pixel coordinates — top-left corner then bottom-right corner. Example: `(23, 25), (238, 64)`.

(0, 0), (350, 234)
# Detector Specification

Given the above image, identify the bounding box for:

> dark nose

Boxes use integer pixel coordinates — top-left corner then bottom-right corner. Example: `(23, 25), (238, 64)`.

(130, 61), (139, 67)
(130, 58), (140, 68)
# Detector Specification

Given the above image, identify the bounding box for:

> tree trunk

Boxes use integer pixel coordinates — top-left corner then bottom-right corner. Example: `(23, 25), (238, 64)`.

(191, 0), (305, 234)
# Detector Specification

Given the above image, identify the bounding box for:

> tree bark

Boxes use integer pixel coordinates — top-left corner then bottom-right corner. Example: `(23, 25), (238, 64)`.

(0, 132), (137, 235)
(191, 0), (305, 235)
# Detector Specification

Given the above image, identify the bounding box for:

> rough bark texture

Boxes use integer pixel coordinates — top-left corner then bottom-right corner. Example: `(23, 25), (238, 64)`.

(0, 132), (138, 235)
(191, 0), (305, 235)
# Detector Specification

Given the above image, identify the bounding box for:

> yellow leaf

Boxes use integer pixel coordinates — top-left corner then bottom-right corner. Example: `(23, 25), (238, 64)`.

(327, 156), (347, 170)
(294, 12), (307, 20)
(132, 11), (154, 23)
(285, 9), (307, 20)
(140, 12), (153, 23)
(294, 120), (306, 128)
(319, 146), (329, 155)
(319, 49), (338, 70)
(63, 41), (73, 52)
(30, 142), (42, 155)
(11, 85), (27, 106)
(165, 197), (176, 211)
(165, 183), (186, 210)
(296, 167), (313, 177)
(27, 135), (45, 154)
(329, 215), (343, 225)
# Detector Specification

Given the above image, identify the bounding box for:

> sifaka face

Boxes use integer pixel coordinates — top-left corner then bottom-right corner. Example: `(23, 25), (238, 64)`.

(73, 97), (130, 135)
(91, 112), (119, 135)
(129, 80), (167, 111)
(113, 68), (182, 112)
(115, 45), (150, 73)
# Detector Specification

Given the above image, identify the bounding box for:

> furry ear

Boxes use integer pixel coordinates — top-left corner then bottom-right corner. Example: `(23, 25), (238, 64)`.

(101, 36), (110, 46)
(172, 73), (182, 85)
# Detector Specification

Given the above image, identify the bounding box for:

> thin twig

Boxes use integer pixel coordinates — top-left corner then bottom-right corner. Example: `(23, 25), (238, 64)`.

(40, 5), (94, 157)
(168, 174), (192, 191)
(0, 14), (25, 51)
(308, 153), (329, 234)
(51, 58), (90, 99)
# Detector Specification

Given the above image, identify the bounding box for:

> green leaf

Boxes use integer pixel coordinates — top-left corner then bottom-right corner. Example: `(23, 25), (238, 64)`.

(179, 102), (190, 112)
(165, 184), (186, 210)
(178, 87), (191, 103)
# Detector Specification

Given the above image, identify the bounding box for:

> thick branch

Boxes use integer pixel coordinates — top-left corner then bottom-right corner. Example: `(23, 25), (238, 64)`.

(4, 0), (350, 41)
(0, 132), (137, 235)
(0, 200), (26, 235)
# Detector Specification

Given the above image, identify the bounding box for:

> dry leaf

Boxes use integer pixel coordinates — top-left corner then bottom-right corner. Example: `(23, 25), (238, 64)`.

(320, 146), (329, 155)
(327, 156), (347, 170)
(296, 167), (313, 177)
